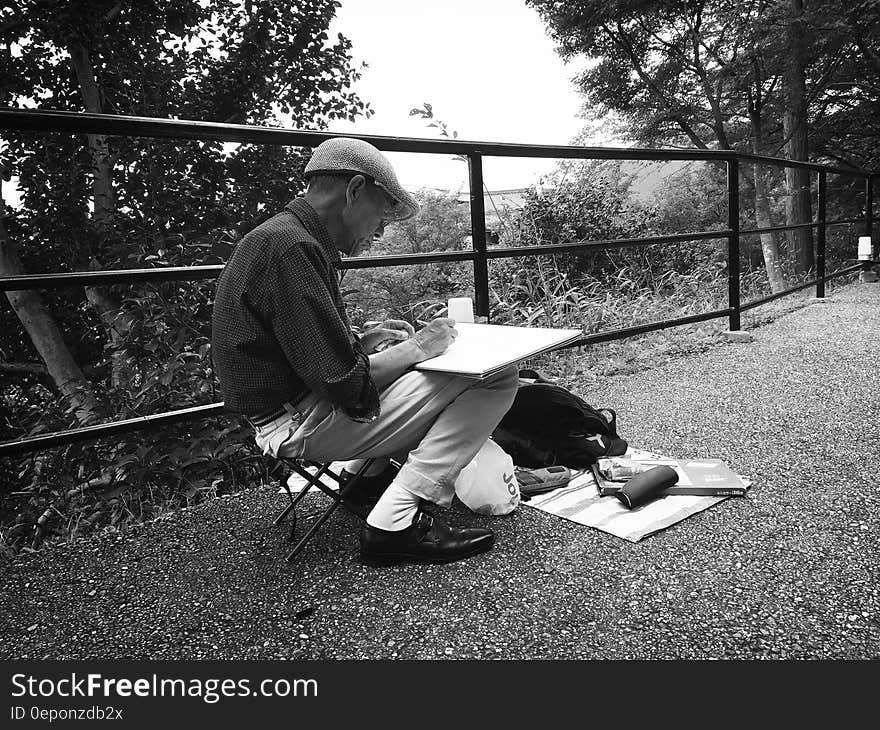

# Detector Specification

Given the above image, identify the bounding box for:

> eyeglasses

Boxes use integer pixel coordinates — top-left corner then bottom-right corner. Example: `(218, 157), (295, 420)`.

(371, 180), (402, 220)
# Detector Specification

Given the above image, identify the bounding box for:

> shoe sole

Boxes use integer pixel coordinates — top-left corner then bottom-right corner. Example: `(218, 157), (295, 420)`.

(359, 535), (495, 567)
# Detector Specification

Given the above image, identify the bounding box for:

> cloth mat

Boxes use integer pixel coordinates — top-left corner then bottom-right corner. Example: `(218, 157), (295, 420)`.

(522, 461), (751, 543)
(282, 458), (750, 544)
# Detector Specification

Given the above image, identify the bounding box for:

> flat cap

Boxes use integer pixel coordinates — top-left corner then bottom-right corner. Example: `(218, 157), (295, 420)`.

(303, 137), (419, 222)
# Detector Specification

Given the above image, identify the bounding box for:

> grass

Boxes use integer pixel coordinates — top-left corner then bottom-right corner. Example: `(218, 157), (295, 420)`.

(514, 268), (858, 385)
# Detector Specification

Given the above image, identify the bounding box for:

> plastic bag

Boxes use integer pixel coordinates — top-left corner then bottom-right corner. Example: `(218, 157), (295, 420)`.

(454, 439), (520, 515)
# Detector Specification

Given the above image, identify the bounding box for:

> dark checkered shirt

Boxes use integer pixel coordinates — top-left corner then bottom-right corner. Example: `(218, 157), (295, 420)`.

(211, 198), (379, 421)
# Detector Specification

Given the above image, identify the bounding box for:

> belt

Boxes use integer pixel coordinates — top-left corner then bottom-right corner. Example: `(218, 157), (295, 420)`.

(248, 399), (304, 428)
(249, 406), (288, 427)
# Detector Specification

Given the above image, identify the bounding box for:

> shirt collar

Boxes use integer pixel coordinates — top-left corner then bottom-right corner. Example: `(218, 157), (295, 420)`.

(285, 198), (341, 266)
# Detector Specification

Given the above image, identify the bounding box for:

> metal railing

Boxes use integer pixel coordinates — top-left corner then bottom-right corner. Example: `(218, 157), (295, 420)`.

(0, 108), (875, 458)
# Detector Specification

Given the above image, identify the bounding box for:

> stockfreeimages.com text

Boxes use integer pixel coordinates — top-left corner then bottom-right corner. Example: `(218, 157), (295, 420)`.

(10, 673), (317, 704)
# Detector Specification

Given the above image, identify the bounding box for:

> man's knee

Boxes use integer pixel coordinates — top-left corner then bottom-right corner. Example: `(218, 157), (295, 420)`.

(472, 365), (518, 413)
(487, 364), (519, 395)
(498, 364), (519, 386)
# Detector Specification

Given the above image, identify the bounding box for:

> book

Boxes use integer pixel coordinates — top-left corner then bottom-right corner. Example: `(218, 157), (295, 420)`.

(413, 322), (583, 378)
(592, 450), (750, 497)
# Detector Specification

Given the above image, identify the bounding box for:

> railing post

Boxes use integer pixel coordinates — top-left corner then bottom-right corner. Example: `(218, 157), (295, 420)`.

(467, 151), (490, 321)
(860, 175), (877, 283)
(817, 170), (826, 298)
(727, 158), (741, 331)
(867, 175), (875, 257)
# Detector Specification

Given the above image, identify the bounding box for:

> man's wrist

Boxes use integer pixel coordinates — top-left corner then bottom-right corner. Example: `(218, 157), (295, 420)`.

(400, 338), (427, 364)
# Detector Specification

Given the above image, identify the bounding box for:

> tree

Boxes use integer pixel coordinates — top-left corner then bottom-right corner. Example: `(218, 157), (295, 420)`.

(768, 0), (814, 273)
(0, 0), (372, 546)
(527, 0), (793, 289)
(527, 0), (878, 286)
(1, 210), (101, 424)
(1, 0), (370, 406)
(795, 0), (880, 171)
(2, 0), (370, 402)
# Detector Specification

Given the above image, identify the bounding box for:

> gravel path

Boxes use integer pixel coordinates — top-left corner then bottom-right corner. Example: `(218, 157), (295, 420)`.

(2, 281), (878, 660)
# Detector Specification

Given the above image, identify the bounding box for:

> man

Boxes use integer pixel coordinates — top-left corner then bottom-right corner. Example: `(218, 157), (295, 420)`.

(211, 137), (518, 566)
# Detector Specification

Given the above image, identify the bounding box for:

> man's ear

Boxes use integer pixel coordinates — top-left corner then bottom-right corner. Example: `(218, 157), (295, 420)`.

(345, 174), (368, 208)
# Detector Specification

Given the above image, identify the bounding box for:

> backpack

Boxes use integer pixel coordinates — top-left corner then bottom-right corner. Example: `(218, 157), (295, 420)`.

(492, 380), (628, 469)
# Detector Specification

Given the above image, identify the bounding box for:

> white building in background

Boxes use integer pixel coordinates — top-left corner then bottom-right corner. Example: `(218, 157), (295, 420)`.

(455, 187), (534, 243)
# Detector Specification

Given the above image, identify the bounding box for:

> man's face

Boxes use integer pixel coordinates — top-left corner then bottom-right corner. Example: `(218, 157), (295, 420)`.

(342, 176), (395, 256)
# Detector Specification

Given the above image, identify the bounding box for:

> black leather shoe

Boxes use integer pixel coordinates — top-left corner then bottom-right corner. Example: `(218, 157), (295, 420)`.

(339, 462), (399, 518)
(359, 512), (495, 566)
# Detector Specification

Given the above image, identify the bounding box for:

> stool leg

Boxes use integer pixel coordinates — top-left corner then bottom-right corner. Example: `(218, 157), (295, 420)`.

(273, 482), (304, 525)
(285, 500), (340, 561)
(284, 459), (376, 562)
(272, 462), (331, 526)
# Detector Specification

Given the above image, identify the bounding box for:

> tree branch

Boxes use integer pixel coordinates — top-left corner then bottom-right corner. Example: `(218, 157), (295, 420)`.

(685, 9), (731, 148)
(806, 43), (848, 107)
(603, 22), (708, 149)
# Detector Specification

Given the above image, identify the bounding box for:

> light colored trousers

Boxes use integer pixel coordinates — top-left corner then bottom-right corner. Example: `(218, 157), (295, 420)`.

(253, 366), (519, 506)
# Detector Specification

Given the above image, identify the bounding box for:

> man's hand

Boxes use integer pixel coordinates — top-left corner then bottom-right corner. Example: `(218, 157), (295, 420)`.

(360, 319), (416, 354)
(367, 317), (457, 389)
(411, 317), (457, 361)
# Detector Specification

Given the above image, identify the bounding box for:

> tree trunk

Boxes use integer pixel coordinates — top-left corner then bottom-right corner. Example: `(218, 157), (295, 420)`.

(68, 41), (133, 389)
(748, 96), (787, 293)
(748, 72), (787, 294)
(782, 0), (814, 275)
(68, 43), (115, 233)
(752, 165), (787, 293)
(0, 215), (102, 425)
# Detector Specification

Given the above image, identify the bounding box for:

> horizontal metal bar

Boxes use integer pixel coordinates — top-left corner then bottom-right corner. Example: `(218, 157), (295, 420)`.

(825, 217), (867, 226)
(740, 218), (864, 237)
(0, 265), (224, 292)
(735, 151), (869, 177)
(0, 232), (732, 291)
(0, 220), (862, 292)
(485, 230), (732, 259)
(339, 250), (476, 269)
(0, 255), (479, 291)
(738, 263), (862, 312)
(739, 279), (819, 310)
(0, 108), (737, 162)
(740, 222), (818, 235)
(825, 262), (866, 279)
(0, 403), (227, 458)
(0, 255), (482, 292)
(1, 109), (874, 179)
(558, 307), (734, 348)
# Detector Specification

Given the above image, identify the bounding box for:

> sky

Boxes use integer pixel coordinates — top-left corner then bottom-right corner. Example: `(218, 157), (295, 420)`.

(324, 0), (604, 193)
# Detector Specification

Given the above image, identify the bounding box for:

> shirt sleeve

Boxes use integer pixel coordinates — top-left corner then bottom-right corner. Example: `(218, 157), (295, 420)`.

(264, 242), (380, 421)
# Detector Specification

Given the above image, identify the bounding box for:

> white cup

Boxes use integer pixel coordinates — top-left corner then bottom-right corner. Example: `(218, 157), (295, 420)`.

(447, 297), (474, 323)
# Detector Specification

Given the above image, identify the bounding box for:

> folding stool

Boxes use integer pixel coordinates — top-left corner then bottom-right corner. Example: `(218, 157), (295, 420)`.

(271, 457), (377, 562)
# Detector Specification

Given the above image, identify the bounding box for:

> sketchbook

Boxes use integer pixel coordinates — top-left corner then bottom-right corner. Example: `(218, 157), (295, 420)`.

(413, 322), (583, 378)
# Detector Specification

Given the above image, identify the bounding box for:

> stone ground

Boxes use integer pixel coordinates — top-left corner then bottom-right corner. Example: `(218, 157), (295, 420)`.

(1, 280), (878, 660)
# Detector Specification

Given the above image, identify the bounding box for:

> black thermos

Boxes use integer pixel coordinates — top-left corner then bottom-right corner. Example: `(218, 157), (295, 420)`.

(615, 465), (679, 509)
